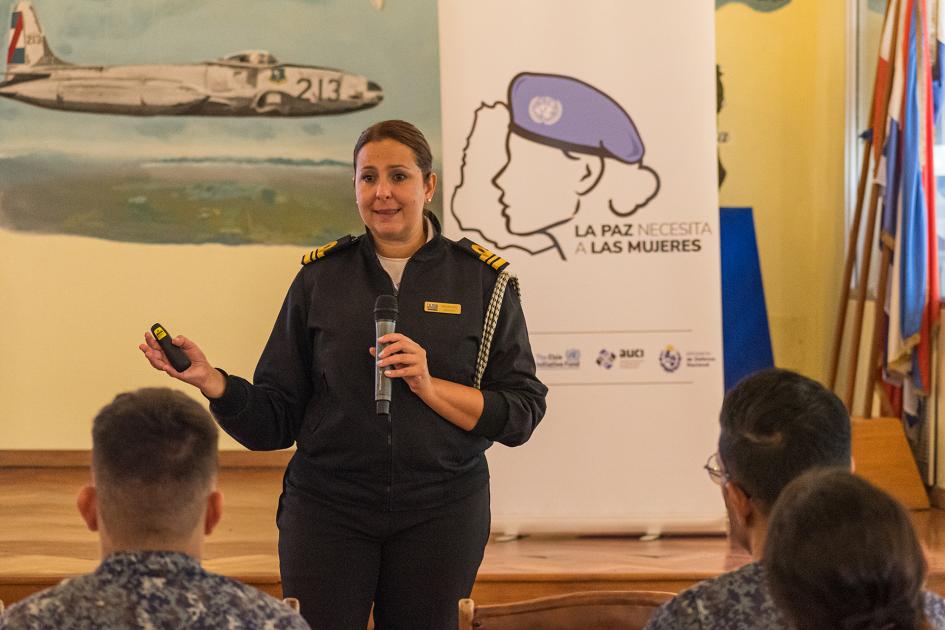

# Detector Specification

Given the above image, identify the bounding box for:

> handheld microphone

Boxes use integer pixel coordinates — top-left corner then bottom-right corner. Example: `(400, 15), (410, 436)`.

(374, 295), (398, 415)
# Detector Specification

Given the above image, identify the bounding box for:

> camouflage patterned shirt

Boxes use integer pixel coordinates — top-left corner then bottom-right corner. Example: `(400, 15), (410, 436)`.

(645, 561), (945, 630)
(0, 550), (310, 629)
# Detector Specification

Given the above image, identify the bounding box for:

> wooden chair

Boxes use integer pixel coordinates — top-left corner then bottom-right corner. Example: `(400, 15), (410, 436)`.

(458, 590), (675, 630)
(283, 597), (300, 613)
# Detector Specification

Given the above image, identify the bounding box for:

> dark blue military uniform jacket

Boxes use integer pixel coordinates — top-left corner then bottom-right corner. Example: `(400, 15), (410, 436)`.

(210, 215), (547, 511)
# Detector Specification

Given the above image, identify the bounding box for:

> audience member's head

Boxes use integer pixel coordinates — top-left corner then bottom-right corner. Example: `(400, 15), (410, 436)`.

(714, 368), (850, 553)
(765, 469), (927, 630)
(77, 388), (222, 556)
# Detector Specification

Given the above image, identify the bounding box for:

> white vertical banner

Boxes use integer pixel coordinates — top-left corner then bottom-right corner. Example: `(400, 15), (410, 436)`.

(439, 1), (725, 533)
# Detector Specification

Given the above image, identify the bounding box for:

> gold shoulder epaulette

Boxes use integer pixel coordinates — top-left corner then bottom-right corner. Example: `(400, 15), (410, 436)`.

(301, 235), (358, 265)
(456, 238), (510, 272)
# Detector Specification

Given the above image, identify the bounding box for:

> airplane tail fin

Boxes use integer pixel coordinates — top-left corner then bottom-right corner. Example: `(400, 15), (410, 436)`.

(6, 1), (68, 78)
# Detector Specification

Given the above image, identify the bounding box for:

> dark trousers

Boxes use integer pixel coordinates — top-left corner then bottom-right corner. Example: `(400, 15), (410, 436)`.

(278, 484), (490, 630)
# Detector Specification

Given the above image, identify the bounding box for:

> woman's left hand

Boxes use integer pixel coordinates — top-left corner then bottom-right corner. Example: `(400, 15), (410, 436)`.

(371, 333), (434, 398)
(370, 333), (485, 430)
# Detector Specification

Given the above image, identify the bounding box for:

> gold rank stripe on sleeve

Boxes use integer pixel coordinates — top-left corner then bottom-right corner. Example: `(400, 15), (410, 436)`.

(424, 301), (462, 315)
(456, 238), (510, 272)
(301, 235), (357, 265)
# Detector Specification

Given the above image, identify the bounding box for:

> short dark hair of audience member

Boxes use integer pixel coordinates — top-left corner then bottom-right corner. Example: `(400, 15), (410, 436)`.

(78, 388), (221, 551)
(765, 469), (928, 630)
(717, 368), (851, 553)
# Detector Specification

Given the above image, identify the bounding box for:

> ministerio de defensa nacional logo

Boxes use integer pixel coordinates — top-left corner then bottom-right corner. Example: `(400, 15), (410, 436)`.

(659, 345), (682, 373)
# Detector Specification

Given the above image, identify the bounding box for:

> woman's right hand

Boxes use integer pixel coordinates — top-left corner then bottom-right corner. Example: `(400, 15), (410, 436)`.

(139, 332), (227, 399)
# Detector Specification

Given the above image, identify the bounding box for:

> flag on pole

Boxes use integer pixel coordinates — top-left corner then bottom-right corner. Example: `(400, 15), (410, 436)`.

(880, 0), (939, 400)
(932, 0), (945, 122)
(915, 0), (940, 395)
(873, 0), (902, 171)
(881, 0), (908, 384)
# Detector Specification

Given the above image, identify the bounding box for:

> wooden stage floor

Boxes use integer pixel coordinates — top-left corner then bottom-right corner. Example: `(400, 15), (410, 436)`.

(4, 467), (945, 607)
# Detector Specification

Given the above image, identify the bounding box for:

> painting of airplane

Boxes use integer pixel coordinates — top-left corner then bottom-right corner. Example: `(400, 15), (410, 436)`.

(0, 1), (384, 116)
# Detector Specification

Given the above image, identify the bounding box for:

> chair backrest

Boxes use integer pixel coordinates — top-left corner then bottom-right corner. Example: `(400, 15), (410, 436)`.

(283, 597), (300, 613)
(458, 590), (675, 630)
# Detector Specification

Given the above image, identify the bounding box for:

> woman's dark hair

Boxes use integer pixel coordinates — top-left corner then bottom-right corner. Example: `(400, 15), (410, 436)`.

(353, 120), (434, 181)
(764, 469), (927, 630)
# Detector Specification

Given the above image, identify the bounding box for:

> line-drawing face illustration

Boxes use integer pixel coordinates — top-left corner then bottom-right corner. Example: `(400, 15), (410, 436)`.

(451, 72), (660, 260)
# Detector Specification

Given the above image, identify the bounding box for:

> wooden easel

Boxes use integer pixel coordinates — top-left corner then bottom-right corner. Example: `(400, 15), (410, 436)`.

(828, 0), (899, 419)
(828, 0), (928, 508)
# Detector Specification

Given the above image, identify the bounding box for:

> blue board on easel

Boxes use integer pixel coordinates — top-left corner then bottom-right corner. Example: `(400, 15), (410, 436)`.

(720, 207), (774, 391)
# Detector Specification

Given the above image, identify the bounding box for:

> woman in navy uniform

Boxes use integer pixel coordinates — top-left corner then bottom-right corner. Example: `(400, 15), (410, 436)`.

(140, 120), (547, 629)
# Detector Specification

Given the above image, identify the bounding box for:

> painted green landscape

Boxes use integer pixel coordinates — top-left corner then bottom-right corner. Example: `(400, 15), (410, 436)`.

(0, 153), (437, 246)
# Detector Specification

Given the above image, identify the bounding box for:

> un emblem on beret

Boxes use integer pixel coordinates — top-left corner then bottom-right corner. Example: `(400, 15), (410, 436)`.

(528, 95), (563, 125)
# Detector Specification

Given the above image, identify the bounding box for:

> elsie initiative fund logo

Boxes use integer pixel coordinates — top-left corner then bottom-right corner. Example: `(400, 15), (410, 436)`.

(535, 348), (581, 369)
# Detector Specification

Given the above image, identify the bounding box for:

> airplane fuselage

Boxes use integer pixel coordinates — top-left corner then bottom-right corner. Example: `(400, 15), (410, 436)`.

(0, 61), (383, 116)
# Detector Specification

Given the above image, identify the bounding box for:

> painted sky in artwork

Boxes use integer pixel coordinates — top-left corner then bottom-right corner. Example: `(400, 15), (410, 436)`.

(0, 0), (440, 161)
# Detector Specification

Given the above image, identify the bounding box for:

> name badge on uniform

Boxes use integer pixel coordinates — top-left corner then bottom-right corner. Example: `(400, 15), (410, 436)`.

(424, 301), (462, 315)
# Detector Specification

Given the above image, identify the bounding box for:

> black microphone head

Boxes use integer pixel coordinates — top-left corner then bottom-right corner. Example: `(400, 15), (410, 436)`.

(374, 294), (398, 321)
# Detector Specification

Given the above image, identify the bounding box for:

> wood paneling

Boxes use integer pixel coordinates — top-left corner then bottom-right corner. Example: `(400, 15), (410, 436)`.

(0, 450), (292, 468)
(4, 465), (942, 611)
(0, 430), (938, 610)
(851, 417), (930, 509)
(0, 467), (746, 607)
